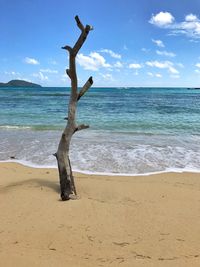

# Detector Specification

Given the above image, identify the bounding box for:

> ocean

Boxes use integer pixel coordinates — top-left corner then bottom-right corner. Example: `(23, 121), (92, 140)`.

(0, 86), (200, 175)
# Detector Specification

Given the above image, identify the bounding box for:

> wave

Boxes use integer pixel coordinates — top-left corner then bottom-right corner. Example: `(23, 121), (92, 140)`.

(0, 125), (62, 131)
(0, 125), (32, 130)
(1, 128), (200, 175)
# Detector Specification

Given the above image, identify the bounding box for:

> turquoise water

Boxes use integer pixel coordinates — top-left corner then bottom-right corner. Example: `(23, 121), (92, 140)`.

(0, 87), (200, 174)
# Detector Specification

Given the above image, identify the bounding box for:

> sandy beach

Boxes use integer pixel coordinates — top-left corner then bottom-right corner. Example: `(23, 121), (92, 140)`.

(0, 163), (199, 266)
(1, 0), (200, 266)
(0, 163), (200, 267)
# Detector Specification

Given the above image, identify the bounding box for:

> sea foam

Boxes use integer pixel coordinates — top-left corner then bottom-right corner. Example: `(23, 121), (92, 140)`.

(0, 129), (200, 175)
(1, 87), (200, 175)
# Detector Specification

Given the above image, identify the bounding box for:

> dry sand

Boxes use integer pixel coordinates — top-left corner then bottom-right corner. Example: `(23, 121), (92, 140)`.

(0, 162), (200, 266)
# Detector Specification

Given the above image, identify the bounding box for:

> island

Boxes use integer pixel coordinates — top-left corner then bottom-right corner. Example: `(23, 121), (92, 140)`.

(0, 79), (42, 88)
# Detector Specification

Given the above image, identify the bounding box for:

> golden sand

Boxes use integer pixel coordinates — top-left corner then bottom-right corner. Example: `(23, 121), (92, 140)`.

(0, 162), (200, 266)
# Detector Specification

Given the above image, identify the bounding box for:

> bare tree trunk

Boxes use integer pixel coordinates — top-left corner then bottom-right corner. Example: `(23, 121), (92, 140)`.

(54, 16), (93, 201)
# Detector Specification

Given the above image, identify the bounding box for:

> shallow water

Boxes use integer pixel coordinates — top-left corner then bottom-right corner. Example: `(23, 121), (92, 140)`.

(0, 87), (200, 174)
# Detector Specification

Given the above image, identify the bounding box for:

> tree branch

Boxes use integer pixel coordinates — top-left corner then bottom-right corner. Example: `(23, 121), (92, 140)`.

(73, 17), (93, 56)
(85, 24), (93, 32)
(77, 76), (93, 101)
(74, 124), (89, 133)
(66, 69), (71, 79)
(75, 15), (84, 32)
(62, 45), (73, 53)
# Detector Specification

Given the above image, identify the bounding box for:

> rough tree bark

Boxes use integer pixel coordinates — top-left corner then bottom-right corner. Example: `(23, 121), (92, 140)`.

(54, 16), (93, 201)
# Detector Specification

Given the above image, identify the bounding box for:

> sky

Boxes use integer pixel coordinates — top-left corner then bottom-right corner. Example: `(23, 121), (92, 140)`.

(1, 0), (200, 87)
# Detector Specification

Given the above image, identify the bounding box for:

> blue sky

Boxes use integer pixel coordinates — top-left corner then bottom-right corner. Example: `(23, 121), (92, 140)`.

(1, 0), (200, 87)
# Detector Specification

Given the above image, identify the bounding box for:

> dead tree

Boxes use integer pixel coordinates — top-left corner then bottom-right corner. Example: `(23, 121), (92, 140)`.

(54, 16), (93, 201)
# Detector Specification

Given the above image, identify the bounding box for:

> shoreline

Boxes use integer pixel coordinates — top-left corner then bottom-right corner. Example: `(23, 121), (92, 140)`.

(1, 162), (200, 266)
(1, 159), (200, 177)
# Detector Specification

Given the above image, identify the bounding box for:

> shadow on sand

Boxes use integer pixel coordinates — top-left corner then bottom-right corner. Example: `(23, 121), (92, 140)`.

(0, 178), (60, 194)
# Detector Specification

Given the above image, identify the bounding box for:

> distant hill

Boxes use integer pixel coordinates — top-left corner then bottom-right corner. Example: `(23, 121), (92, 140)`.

(0, 80), (42, 88)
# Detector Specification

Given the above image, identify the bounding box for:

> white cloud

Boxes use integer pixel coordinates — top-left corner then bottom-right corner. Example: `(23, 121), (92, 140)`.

(185, 14), (198, 22)
(113, 61), (123, 68)
(40, 68), (58, 74)
(195, 63), (200, 68)
(146, 61), (167, 68)
(146, 60), (179, 74)
(33, 72), (48, 81)
(176, 63), (184, 68)
(168, 66), (179, 74)
(4, 71), (20, 76)
(149, 12), (175, 27)
(155, 73), (162, 78)
(150, 12), (200, 39)
(156, 50), (176, 57)
(152, 39), (165, 48)
(129, 63), (142, 69)
(189, 39), (199, 43)
(24, 57), (39, 65)
(195, 69), (200, 73)
(100, 73), (114, 81)
(147, 72), (162, 78)
(147, 72), (154, 77)
(100, 49), (121, 59)
(77, 52), (111, 71)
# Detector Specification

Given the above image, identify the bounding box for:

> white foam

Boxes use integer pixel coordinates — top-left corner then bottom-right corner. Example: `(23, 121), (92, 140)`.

(1, 159), (200, 177)
(0, 125), (32, 130)
(1, 129), (200, 176)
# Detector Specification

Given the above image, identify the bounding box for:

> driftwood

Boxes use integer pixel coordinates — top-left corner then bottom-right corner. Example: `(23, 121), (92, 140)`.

(54, 16), (93, 201)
